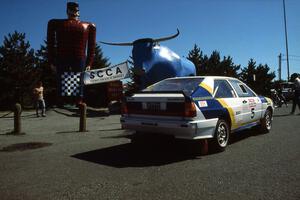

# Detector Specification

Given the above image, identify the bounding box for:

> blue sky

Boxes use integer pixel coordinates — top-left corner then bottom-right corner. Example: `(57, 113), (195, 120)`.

(0, 0), (299, 80)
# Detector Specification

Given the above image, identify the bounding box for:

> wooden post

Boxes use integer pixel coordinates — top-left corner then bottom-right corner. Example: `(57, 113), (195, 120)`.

(13, 103), (22, 134)
(79, 103), (87, 132)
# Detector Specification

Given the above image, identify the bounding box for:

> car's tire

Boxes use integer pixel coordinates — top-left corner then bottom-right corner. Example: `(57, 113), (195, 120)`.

(209, 119), (230, 152)
(259, 109), (272, 133)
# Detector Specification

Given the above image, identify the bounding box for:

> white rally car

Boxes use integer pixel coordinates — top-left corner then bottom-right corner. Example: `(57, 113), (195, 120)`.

(121, 76), (274, 151)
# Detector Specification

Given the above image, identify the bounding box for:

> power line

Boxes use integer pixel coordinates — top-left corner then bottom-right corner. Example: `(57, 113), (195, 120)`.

(282, 58), (300, 61)
(290, 55), (300, 58)
(282, 54), (300, 58)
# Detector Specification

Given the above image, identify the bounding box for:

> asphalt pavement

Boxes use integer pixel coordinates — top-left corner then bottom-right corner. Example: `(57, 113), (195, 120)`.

(0, 105), (299, 200)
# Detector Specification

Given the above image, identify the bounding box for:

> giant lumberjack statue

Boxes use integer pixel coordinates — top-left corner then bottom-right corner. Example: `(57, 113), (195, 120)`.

(47, 2), (96, 105)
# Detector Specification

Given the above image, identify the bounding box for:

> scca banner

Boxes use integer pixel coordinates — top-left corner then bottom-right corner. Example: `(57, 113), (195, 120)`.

(83, 62), (129, 85)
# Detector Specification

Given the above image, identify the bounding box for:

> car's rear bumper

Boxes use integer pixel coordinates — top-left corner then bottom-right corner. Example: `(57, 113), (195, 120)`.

(120, 116), (218, 140)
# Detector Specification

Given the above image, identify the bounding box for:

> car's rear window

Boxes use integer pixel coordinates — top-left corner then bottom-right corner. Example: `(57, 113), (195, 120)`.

(144, 78), (204, 96)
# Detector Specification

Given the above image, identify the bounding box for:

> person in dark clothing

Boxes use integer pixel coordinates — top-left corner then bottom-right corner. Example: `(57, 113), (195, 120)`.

(291, 77), (300, 114)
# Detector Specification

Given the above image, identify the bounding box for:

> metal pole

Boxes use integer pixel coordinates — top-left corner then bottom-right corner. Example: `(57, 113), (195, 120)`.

(283, 0), (290, 81)
(278, 53), (282, 81)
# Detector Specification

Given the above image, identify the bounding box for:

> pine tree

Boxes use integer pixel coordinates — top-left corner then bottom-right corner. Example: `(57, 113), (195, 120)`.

(186, 46), (240, 77)
(85, 43), (111, 107)
(240, 59), (275, 95)
(206, 51), (221, 75)
(240, 59), (257, 90)
(0, 31), (36, 108)
(124, 56), (140, 95)
(255, 64), (275, 95)
(187, 44), (204, 75)
(93, 44), (110, 69)
(35, 41), (57, 106)
(219, 56), (240, 78)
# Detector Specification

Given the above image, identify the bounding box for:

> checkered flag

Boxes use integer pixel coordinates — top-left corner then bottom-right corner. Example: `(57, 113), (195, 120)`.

(61, 72), (81, 96)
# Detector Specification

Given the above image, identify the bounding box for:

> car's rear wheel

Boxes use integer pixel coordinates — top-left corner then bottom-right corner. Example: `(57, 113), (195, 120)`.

(259, 109), (272, 133)
(210, 119), (230, 152)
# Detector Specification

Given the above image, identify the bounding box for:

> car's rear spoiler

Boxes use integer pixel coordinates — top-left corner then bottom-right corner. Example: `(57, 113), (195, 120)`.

(124, 90), (192, 102)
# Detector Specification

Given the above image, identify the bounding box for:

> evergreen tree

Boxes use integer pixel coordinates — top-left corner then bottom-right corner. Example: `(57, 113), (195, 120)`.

(85, 43), (111, 107)
(35, 41), (57, 106)
(255, 64), (275, 95)
(240, 58), (257, 89)
(0, 31), (36, 108)
(217, 56), (240, 78)
(187, 44), (204, 75)
(240, 59), (275, 95)
(206, 51), (221, 75)
(186, 46), (240, 77)
(124, 56), (140, 94)
(93, 44), (110, 69)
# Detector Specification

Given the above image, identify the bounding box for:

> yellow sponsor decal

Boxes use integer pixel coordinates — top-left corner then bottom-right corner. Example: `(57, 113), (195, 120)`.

(216, 98), (238, 129)
(265, 97), (273, 105)
(199, 82), (213, 95)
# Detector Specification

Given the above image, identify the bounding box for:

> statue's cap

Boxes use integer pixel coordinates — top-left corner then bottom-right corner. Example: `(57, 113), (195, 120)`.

(67, 2), (79, 11)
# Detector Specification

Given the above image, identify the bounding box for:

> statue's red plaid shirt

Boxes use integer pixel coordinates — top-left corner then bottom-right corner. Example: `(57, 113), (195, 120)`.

(47, 18), (96, 68)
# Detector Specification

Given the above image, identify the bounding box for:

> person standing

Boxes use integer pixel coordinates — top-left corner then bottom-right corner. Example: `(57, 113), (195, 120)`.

(33, 81), (46, 117)
(291, 76), (300, 114)
(47, 2), (96, 105)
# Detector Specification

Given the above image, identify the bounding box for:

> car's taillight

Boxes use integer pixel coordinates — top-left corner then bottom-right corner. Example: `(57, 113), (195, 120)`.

(184, 101), (196, 117)
(121, 101), (128, 114)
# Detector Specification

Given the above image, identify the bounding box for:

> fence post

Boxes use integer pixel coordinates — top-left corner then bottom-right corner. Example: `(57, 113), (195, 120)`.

(79, 103), (87, 132)
(13, 103), (22, 134)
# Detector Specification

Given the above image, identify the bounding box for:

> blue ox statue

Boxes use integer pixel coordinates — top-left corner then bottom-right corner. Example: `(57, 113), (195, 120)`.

(100, 29), (196, 89)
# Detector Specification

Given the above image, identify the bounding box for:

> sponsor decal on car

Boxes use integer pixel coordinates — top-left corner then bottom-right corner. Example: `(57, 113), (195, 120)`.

(198, 100), (208, 107)
(248, 98), (256, 108)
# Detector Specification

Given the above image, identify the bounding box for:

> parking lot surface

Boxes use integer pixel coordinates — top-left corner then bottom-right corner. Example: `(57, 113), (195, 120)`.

(0, 106), (299, 200)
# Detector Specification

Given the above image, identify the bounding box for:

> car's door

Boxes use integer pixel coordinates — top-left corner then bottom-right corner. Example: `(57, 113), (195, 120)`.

(228, 79), (262, 124)
(213, 79), (243, 130)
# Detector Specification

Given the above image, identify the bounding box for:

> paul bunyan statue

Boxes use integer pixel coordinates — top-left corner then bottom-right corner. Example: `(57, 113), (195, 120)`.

(47, 2), (96, 105)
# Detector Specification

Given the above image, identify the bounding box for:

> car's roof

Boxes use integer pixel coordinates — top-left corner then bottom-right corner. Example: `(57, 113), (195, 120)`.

(280, 82), (294, 85)
(165, 76), (239, 81)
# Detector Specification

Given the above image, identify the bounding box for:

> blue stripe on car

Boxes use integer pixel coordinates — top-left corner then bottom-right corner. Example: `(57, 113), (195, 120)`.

(192, 86), (229, 120)
(258, 96), (267, 103)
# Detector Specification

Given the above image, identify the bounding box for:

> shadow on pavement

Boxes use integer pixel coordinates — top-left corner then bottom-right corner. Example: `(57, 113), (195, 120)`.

(100, 133), (132, 139)
(53, 108), (109, 118)
(0, 142), (52, 152)
(97, 128), (122, 132)
(56, 130), (82, 134)
(73, 127), (272, 168)
(1, 113), (37, 119)
(229, 128), (266, 145)
(273, 113), (292, 118)
(72, 140), (199, 168)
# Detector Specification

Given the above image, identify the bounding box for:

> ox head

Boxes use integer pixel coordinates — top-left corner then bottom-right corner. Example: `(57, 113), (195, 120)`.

(100, 29), (186, 89)
(100, 29), (179, 73)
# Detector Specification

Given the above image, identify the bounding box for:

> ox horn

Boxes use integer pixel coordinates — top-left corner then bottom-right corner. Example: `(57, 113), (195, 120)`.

(153, 29), (180, 43)
(99, 29), (180, 46)
(99, 41), (133, 46)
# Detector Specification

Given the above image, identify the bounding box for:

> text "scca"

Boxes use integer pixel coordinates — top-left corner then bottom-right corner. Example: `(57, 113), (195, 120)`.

(89, 67), (123, 79)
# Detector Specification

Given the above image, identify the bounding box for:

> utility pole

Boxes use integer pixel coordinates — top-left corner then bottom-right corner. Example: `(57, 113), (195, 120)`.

(278, 53), (282, 81)
(283, 0), (290, 81)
